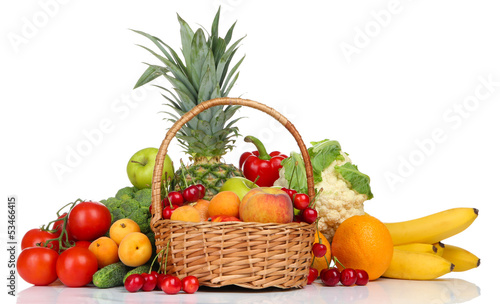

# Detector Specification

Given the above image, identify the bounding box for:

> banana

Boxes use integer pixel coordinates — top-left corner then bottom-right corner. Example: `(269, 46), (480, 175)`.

(433, 242), (445, 256)
(441, 244), (480, 272)
(384, 208), (478, 245)
(382, 248), (454, 280)
(394, 243), (437, 254)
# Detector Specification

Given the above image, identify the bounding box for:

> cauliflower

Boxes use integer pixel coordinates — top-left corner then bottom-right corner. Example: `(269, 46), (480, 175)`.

(274, 140), (373, 243)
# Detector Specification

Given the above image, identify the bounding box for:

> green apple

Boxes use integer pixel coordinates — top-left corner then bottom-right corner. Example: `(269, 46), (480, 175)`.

(126, 147), (174, 189)
(220, 177), (258, 201)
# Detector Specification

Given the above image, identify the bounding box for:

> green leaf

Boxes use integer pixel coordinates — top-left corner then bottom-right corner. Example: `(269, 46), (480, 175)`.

(210, 108), (225, 132)
(177, 14), (195, 64)
(188, 29), (209, 92)
(211, 7), (220, 46)
(131, 29), (175, 63)
(308, 140), (343, 183)
(334, 163), (374, 199)
(224, 21), (237, 45)
(281, 152), (308, 195)
(213, 37), (226, 66)
(222, 71), (239, 97)
(134, 65), (165, 89)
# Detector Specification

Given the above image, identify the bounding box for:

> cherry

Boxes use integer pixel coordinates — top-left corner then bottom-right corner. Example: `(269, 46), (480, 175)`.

(307, 268), (318, 285)
(293, 193), (310, 210)
(312, 243), (327, 258)
(166, 191), (185, 206)
(161, 275), (182, 295)
(124, 274), (144, 292)
(320, 268), (341, 286)
(182, 185), (200, 203)
(355, 269), (369, 286)
(162, 205), (179, 219)
(141, 273), (157, 291)
(195, 184), (206, 199)
(340, 268), (357, 286)
(156, 274), (170, 290)
(181, 275), (200, 294)
(302, 207), (318, 224)
(281, 187), (297, 202)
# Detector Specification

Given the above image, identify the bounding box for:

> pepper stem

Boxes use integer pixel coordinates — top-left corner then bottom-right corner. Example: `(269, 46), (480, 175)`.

(244, 136), (271, 161)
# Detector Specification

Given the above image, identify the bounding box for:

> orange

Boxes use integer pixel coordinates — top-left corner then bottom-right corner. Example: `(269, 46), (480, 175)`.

(331, 214), (393, 280)
(171, 205), (201, 222)
(193, 199), (210, 221)
(88, 236), (119, 268)
(311, 231), (331, 276)
(208, 191), (240, 218)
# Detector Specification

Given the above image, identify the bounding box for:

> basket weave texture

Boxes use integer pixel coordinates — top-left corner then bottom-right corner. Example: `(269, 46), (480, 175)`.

(150, 98), (316, 289)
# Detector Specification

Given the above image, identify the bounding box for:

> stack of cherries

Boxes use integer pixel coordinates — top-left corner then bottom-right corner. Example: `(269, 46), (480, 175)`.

(124, 271), (199, 295)
(281, 187), (318, 224)
(156, 184), (206, 219)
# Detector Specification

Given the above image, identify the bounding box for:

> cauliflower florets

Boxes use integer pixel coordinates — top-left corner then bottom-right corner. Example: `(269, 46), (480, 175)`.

(314, 152), (368, 242)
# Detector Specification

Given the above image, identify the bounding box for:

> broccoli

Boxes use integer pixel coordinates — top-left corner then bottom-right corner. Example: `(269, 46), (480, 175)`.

(134, 188), (152, 208)
(115, 186), (137, 201)
(102, 186), (152, 234)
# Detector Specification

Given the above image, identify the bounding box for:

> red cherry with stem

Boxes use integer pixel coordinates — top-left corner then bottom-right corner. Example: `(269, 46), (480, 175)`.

(340, 268), (357, 286)
(166, 191), (185, 206)
(293, 193), (310, 210)
(320, 268), (341, 286)
(312, 243), (327, 258)
(302, 207), (318, 224)
(124, 274), (145, 292)
(156, 274), (170, 290)
(141, 273), (157, 291)
(281, 187), (297, 202)
(307, 268), (318, 285)
(355, 269), (369, 286)
(182, 185), (200, 203)
(195, 184), (206, 199)
(162, 205), (179, 219)
(181, 275), (199, 294)
(161, 275), (182, 295)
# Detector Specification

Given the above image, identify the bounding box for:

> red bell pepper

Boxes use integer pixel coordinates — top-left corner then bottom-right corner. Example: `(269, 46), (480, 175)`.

(239, 136), (287, 187)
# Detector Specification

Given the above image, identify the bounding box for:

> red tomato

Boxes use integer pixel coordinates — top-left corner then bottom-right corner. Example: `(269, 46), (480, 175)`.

(52, 212), (68, 237)
(74, 241), (91, 249)
(21, 228), (60, 252)
(67, 201), (111, 241)
(56, 247), (98, 287)
(17, 247), (58, 286)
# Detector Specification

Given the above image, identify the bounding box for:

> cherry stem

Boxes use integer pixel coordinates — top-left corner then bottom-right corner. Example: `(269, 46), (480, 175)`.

(309, 188), (323, 208)
(179, 159), (191, 188)
(150, 247), (166, 274)
(244, 136), (272, 161)
(333, 256), (346, 270)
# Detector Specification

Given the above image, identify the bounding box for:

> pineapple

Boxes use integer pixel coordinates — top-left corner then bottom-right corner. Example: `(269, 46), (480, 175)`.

(133, 8), (245, 198)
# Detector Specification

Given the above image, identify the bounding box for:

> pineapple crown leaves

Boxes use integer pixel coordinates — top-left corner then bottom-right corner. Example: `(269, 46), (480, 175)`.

(132, 7), (245, 159)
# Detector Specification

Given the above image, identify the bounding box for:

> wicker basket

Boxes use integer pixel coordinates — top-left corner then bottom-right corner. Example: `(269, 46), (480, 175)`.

(150, 97), (316, 289)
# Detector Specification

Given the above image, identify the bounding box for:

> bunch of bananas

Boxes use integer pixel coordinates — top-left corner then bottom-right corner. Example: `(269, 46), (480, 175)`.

(382, 208), (480, 280)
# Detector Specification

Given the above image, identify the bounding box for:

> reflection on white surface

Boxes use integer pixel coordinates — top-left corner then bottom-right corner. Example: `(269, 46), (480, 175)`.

(15, 278), (480, 304)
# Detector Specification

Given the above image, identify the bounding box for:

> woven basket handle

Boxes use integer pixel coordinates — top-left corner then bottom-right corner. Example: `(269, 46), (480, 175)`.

(151, 97), (315, 229)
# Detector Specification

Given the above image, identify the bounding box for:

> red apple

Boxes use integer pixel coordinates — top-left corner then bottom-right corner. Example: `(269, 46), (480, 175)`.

(239, 187), (294, 223)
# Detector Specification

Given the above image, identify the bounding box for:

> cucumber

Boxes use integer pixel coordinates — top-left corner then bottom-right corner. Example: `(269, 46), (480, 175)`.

(93, 262), (130, 288)
(123, 264), (150, 284)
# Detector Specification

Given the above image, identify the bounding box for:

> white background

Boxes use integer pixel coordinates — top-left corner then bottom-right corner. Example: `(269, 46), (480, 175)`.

(1, 0), (499, 303)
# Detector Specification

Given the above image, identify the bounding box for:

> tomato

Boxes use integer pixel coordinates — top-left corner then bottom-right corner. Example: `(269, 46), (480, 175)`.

(67, 201), (111, 241)
(17, 247), (58, 286)
(52, 212), (68, 237)
(56, 247), (98, 287)
(74, 240), (91, 249)
(21, 228), (60, 252)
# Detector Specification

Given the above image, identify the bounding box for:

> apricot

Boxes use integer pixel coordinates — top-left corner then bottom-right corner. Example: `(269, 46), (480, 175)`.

(89, 236), (119, 268)
(193, 199), (210, 221)
(118, 232), (152, 267)
(171, 205), (201, 222)
(208, 191), (240, 218)
(109, 219), (141, 245)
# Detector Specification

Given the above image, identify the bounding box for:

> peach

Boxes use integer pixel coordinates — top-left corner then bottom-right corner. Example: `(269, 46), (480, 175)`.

(239, 187), (294, 223)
